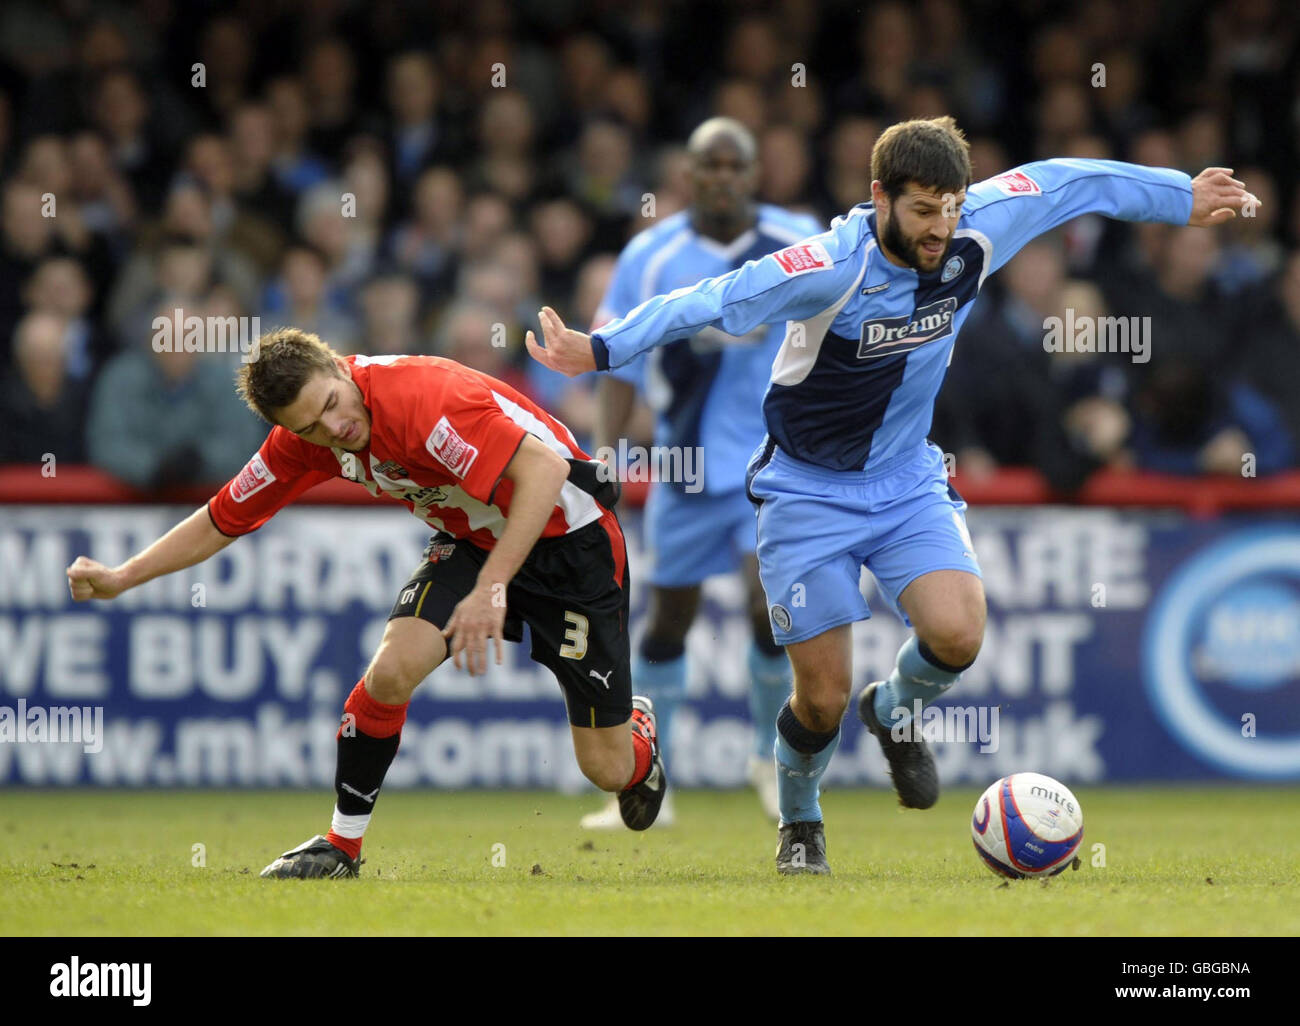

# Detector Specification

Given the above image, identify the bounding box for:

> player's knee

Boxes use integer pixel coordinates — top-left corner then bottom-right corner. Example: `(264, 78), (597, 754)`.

(365, 649), (427, 704)
(812, 694), (850, 731)
(796, 690), (850, 733)
(920, 619), (984, 671)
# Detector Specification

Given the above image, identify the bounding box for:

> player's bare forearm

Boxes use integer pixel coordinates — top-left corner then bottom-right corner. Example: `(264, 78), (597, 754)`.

(66, 506), (235, 600)
(595, 376), (638, 453)
(477, 434), (571, 590)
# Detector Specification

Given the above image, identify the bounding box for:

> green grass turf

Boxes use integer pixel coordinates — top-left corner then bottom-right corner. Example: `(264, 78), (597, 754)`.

(1, 787), (1296, 936)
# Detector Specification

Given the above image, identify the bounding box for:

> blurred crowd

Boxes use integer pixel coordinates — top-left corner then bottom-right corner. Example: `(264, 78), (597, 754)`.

(0, 0), (1297, 490)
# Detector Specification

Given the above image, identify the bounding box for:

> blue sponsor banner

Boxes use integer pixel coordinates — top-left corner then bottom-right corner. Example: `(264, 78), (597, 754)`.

(1, 504), (1297, 787)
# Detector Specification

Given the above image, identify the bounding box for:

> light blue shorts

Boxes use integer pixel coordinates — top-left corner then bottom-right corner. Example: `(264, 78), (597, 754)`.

(745, 440), (982, 645)
(644, 484), (758, 587)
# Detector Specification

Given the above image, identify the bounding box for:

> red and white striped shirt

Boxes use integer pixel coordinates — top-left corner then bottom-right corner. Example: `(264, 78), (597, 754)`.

(208, 354), (607, 549)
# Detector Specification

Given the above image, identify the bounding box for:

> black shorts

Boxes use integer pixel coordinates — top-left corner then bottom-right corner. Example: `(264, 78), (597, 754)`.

(389, 514), (632, 728)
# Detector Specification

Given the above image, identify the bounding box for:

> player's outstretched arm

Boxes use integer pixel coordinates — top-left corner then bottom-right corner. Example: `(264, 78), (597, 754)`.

(1187, 167), (1258, 226)
(528, 231), (862, 377)
(968, 159), (1260, 275)
(66, 506), (235, 601)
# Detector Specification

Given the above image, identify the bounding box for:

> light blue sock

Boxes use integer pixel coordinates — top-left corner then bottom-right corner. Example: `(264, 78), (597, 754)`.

(747, 645), (792, 758)
(873, 635), (966, 729)
(632, 651), (687, 766)
(774, 702), (841, 824)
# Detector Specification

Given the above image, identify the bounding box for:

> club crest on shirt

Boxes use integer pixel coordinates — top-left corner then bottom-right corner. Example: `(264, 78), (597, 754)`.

(229, 453), (275, 502)
(941, 255), (964, 282)
(426, 416), (479, 478)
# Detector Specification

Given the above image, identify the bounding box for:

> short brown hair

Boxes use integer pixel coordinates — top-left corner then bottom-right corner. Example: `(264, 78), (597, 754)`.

(871, 116), (972, 201)
(236, 327), (341, 423)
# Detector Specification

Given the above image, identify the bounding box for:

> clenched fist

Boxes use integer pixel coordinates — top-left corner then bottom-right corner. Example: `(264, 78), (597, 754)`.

(66, 556), (126, 601)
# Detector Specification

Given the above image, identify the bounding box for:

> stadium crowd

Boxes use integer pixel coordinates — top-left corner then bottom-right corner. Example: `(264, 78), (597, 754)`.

(1, 0), (1297, 491)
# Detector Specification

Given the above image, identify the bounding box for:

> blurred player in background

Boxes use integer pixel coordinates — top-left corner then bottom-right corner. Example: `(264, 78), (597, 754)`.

(528, 116), (1257, 873)
(580, 117), (822, 828)
(67, 331), (668, 877)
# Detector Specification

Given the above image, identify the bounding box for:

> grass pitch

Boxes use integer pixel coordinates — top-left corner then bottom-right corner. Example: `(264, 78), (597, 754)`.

(2, 787), (1297, 936)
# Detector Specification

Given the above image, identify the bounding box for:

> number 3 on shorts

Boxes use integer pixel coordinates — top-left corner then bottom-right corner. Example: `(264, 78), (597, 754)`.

(559, 611), (589, 659)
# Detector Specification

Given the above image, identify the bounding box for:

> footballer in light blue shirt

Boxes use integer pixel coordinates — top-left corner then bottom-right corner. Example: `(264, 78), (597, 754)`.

(529, 116), (1258, 873)
(580, 117), (822, 829)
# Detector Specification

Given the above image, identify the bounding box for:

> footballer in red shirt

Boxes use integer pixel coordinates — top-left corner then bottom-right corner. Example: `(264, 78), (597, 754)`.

(66, 329), (667, 878)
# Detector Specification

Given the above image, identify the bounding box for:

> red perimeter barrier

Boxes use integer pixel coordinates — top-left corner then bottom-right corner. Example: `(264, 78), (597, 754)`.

(2, 464), (1299, 516)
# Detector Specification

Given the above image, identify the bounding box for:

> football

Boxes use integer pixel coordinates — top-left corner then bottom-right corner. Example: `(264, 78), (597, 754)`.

(971, 773), (1084, 879)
